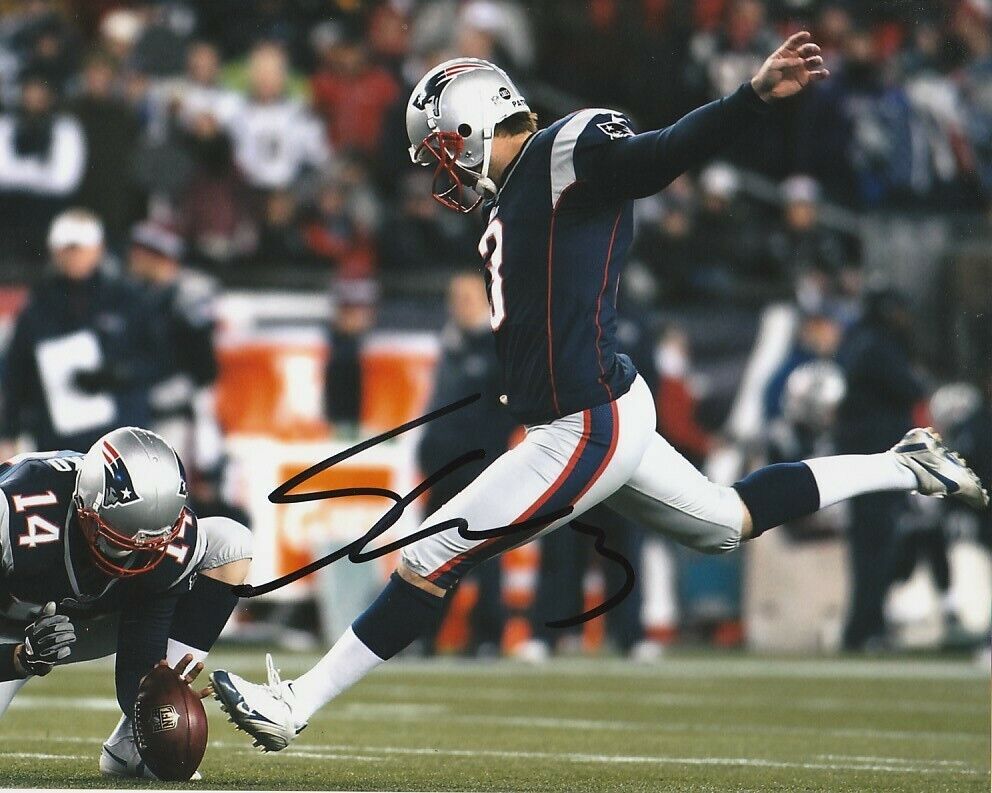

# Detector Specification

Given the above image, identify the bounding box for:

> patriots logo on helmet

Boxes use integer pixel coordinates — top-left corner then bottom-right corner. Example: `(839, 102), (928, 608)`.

(101, 440), (141, 508)
(412, 62), (483, 111)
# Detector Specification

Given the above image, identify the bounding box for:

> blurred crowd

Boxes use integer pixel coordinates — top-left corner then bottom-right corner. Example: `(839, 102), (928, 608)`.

(0, 0), (990, 657)
(0, 0), (989, 280)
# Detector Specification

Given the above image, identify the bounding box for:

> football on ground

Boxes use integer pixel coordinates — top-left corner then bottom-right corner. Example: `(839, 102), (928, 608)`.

(0, 649), (985, 792)
(133, 664), (208, 781)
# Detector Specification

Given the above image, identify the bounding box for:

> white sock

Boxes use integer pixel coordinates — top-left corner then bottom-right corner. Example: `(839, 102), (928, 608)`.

(803, 452), (917, 509)
(290, 627), (384, 722)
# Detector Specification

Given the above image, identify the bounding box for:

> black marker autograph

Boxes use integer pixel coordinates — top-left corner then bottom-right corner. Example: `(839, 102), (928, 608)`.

(234, 394), (635, 627)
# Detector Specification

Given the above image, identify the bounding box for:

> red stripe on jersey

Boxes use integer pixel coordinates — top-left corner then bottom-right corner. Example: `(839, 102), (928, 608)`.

(573, 399), (619, 504)
(426, 409), (592, 583)
(546, 210), (562, 417)
(594, 211), (623, 401)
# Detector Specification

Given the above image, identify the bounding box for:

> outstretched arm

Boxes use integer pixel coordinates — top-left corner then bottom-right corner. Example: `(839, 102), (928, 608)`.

(580, 32), (828, 200)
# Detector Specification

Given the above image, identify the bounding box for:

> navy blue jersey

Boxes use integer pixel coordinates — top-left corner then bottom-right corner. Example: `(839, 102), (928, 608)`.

(0, 451), (202, 621)
(478, 84), (768, 424)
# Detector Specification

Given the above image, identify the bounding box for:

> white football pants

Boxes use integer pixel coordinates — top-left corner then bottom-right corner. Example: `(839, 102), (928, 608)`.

(402, 375), (746, 588)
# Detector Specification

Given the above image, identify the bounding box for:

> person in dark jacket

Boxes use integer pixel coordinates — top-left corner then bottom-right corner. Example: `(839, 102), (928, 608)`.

(0, 210), (160, 457)
(128, 220), (222, 481)
(69, 53), (140, 246)
(324, 279), (377, 435)
(835, 286), (926, 650)
(417, 271), (518, 653)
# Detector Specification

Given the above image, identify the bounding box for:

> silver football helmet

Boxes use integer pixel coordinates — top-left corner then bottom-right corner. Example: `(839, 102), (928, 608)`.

(407, 57), (529, 212)
(782, 361), (847, 432)
(74, 427), (189, 577)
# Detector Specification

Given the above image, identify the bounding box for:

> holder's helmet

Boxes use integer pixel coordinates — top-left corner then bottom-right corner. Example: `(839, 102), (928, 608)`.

(407, 58), (529, 212)
(74, 427), (188, 577)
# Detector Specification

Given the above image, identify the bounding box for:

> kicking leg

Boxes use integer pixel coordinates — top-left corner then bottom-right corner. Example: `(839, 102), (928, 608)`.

(607, 427), (988, 554)
(739, 427), (988, 539)
(212, 377), (658, 751)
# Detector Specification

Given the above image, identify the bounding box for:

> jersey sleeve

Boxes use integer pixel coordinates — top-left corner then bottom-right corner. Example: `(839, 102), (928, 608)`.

(115, 589), (181, 715)
(551, 108), (637, 206)
(559, 83), (769, 202)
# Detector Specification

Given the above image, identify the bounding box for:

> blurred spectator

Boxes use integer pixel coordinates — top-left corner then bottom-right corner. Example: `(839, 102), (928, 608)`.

(254, 188), (310, 265)
(835, 286), (926, 650)
(766, 361), (848, 541)
(763, 311), (843, 422)
(129, 2), (195, 78)
(767, 175), (857, 295)
(770, 360), (847, 464)
(324, 278), (377, 434)
(14, 3), (79, 93)
(229, 43), (331, 194)
(0, 69), (85, 256)
(412, 0), (535, 72)
(69, 52), (140, 245)
(380, 170), (477, 273)
(956, 0), (992, 204)
(630, 177), (696, 305)
(417, 270), (517, 506)
(99, 8), (145, 65)
(161, 40), (244, 132)
(304, 176), (376, 279)
(822, 27), (915, 207)
(365, 3), (411, 74)
(310, 26), (399, 157)
(538, 0), (631, 114)
(527, 504), (645, 658)
(128, 219), (222, 478)
(656, 325), (716, 465)
(0, 209), (159, 455)
(689, 162), (764, 300)
(813, 2), (854, 74)
(688, 0), (779, 100)
(417, 271), (517, 654)
(179, 113), (256, 265)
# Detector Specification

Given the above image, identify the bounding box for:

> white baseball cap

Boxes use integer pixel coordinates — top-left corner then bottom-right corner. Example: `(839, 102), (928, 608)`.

(48, 210), (104, 250)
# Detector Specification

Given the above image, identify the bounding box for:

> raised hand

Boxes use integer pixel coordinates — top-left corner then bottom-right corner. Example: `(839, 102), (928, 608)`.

(751, 31), (829, 103)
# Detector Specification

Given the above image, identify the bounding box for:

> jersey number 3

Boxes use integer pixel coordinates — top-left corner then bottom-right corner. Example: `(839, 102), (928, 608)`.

(479, 219), (506, 331)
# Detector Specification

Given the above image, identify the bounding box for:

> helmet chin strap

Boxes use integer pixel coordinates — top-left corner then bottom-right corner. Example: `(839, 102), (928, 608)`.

(474, 121), (497, 197)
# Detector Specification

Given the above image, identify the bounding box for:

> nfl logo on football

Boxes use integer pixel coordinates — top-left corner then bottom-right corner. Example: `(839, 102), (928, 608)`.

(151, 705), (180, 734)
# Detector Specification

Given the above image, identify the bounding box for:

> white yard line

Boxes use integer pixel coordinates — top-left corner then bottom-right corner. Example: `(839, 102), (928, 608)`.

(5, 737), (982, 777)
(237, 743), (984, 776)
(353, 681), (984, 715)
(10, 696), (986, 744)
(814, 753), (976, 768)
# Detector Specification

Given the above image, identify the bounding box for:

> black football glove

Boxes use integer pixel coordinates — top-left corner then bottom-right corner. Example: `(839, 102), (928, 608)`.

(17, 602), (75, 676)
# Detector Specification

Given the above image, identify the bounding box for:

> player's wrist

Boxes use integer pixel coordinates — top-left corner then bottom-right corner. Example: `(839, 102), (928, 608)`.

(12, 643), (28, 677)
(749, 76), (772, 104)
(0, 642), (29, 680)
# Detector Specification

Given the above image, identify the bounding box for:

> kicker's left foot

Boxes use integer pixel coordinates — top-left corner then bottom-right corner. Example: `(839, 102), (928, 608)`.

(892, 427), (989, 510)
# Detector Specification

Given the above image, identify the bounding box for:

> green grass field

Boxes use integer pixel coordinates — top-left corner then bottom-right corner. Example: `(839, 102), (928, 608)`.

(0, 649), (988, 792)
